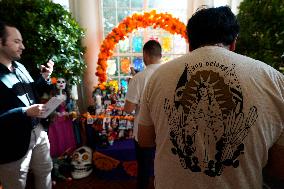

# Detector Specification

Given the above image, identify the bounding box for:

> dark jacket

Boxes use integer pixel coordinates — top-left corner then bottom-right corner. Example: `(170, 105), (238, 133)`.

(0, 62), (52, 164)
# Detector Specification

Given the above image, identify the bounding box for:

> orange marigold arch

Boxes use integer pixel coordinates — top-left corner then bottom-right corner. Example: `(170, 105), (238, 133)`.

(96, 10), (188, 83)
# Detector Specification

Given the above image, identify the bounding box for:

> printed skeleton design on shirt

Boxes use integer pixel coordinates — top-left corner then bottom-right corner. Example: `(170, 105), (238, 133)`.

(164, 62), (258, 177)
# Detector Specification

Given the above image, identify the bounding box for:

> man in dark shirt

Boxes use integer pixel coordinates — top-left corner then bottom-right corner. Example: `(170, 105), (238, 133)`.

(0, 20), (54, 189)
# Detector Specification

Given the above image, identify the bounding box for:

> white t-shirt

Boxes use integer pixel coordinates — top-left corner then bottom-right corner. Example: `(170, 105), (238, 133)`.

(125, 64), (161, 141)
(139, 46), (284, 189)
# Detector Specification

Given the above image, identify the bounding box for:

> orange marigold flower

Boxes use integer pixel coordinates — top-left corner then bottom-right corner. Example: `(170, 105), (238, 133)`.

(51, 77), (57, 84)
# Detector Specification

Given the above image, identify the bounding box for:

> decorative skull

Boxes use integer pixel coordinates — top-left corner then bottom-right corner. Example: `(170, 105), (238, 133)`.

(56, 77), (66, 90)
(71, 146), (93, 179)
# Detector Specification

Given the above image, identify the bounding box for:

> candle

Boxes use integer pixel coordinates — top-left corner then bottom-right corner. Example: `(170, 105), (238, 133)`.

(95, 94), (102, 107)
(71, 85), (78, 100)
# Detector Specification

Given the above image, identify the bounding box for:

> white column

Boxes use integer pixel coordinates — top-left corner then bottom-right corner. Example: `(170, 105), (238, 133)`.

(187, 0), (194, 19)
(230, 0), (243, 14)
(187, 0), (214, 21)
(188, 0), (242, 18)
(69, 0), (103, 112)
(193, 0), (214, 12)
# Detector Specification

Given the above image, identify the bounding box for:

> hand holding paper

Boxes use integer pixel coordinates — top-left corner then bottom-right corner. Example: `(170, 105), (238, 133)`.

(38, 97), (64, 118)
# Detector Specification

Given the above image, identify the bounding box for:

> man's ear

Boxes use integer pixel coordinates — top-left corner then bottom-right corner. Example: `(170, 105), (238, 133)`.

(229, 39), (237, 51)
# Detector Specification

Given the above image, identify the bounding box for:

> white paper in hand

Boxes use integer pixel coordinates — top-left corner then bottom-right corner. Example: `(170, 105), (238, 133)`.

(39, 96), (64, 118)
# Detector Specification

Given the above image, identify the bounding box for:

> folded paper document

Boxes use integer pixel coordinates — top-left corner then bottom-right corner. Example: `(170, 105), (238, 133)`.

(39, 96), (64, 118)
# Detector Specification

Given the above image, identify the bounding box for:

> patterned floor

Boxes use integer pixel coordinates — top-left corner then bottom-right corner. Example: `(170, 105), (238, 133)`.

(52, 172), (154, 189)
(27, 172), (154, 189)
(24, 170), (284, 189)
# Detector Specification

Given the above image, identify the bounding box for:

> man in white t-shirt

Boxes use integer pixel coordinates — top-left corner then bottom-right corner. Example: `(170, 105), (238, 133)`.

(124, 40), (161, 189)
(138, 6), (284, 189)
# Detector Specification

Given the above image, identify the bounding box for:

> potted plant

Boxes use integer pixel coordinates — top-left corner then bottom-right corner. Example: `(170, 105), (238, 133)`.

(0, 0), (86, 84)
(236, 0), (284, 72)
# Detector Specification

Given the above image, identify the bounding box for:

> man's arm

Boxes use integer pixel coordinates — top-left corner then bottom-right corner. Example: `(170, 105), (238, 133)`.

(138, 123), (155, 147)
(124, 100), (137, 114)
(266, 144), (284, 182)
(34, 60), (54, 95)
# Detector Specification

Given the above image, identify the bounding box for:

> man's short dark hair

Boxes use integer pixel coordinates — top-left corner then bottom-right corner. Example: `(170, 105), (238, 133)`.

(0, 20), (15, 45)
(143, 40), (162, 57)
(186, 6), (240, 50)
(0, 20), (6, 41)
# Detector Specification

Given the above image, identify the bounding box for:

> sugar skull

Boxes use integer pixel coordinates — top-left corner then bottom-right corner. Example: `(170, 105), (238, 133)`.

(56, 77), (66, 90)
(71, 146), (93, 179)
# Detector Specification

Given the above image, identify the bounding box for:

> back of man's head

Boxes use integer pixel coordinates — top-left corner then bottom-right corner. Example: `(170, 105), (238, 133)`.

(186, 6), (239, 50)
(143, 40), (162, 58)
(0, 20), (16, 45)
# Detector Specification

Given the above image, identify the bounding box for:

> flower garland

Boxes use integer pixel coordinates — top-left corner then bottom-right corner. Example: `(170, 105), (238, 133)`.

(96, 10), (188, 83)
(82, 112), (134, 121)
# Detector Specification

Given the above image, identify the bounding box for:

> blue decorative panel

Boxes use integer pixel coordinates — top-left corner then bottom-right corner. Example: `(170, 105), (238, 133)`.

(133, 57), (144, 72)
(120, 79), (128, 92)
(132, 36), (143, 53)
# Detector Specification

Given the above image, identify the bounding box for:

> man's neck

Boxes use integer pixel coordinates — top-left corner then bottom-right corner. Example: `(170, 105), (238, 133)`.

(146, 60), (161, 66)
(190, 43), (231, 52)
(212, 43), (231, 50)
(0, 57), (13, 71)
